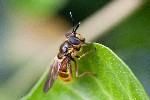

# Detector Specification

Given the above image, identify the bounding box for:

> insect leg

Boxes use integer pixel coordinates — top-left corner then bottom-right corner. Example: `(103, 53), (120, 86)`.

(75, 48), (96, 60)
(81, 42), (92, 47)
(72, 59), (96, 77)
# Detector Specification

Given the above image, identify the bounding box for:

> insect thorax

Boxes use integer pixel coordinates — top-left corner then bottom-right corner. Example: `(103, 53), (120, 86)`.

(57, 41), (73, 59)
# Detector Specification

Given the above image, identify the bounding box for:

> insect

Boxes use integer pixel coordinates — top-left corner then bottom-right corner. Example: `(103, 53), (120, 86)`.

(43, 13), (96, 93)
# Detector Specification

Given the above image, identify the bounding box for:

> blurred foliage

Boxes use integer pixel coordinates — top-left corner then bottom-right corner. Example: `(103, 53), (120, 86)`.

(58, 0), (111, 24)
(96, 1), (150, 97)
(10, 0), (69, 17)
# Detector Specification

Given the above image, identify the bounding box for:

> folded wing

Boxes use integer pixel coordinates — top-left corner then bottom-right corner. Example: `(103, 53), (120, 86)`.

(43, 57), (61, 92)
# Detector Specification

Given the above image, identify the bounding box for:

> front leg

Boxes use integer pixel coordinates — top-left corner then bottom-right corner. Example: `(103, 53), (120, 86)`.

(75, 48), (96, 60)
(81, 42), (93, 47)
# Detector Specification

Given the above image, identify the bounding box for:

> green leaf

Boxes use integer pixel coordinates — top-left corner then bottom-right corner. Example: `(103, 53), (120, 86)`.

(20, 43), (149, 100)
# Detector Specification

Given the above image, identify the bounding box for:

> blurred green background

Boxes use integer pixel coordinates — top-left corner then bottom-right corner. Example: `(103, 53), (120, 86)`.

(0, 0), (149, 100)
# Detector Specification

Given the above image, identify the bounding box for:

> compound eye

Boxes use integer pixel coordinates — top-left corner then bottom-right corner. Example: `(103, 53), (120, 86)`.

(69, 36), (80, 45)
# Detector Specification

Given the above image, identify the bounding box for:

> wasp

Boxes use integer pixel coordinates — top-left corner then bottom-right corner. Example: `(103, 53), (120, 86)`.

(43, 14), (96, 93)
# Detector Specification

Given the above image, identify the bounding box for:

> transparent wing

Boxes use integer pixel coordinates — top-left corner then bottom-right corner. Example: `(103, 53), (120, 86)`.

(43, 57), (61, 92)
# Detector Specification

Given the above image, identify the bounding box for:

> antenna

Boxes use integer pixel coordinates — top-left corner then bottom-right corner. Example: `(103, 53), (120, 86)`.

(70, 12), (75, 26)
(73, 22), (80, 33)
(70, 12), (80, 34)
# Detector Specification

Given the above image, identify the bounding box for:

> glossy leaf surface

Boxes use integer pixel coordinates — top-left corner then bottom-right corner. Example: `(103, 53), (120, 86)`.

(21, 43), (149, 100)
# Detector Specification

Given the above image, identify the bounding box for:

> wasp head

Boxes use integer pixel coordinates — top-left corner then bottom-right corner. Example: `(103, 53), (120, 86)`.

(65, 23), (85, 45)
